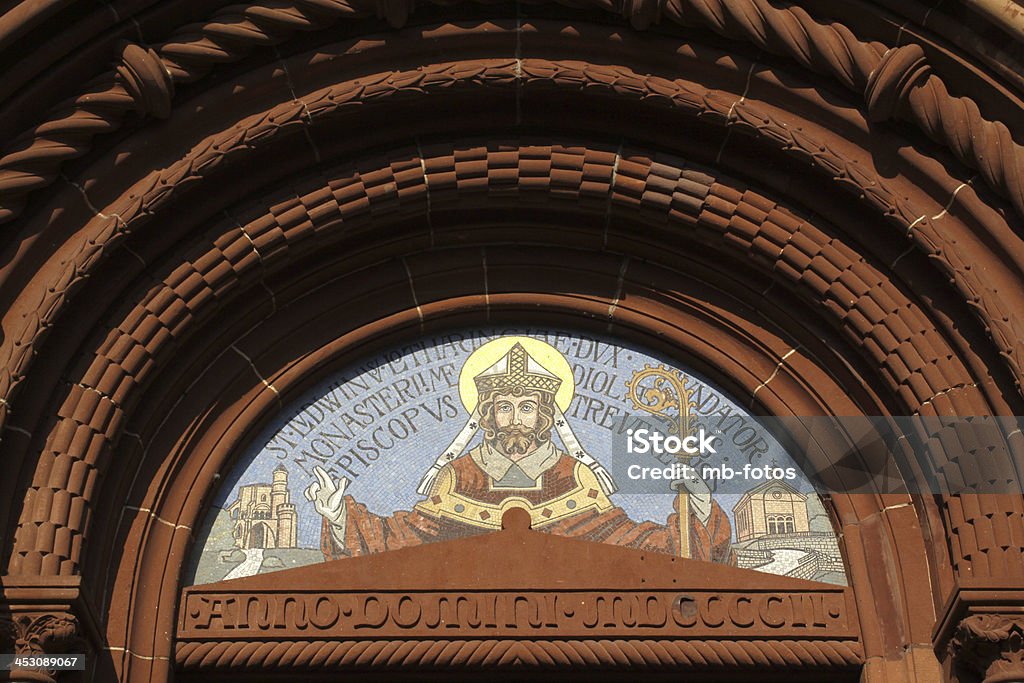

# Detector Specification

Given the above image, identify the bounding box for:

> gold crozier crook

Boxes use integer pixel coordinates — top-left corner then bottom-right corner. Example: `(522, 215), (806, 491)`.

(625, 365), (698, 559)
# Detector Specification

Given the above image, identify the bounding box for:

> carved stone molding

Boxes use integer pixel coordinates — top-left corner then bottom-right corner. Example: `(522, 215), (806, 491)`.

(8, 128), (1008, 578)
(2, 42), (1018, 460)
(950, 614), (1024, 683)
(115, 43), (175, 120)
(173, 511), (864, 675)
(0, 0), (1021, 224)
(2, 58), (1017, 584)
(175, 638), (866, 671)
(863, 44), (932, 122)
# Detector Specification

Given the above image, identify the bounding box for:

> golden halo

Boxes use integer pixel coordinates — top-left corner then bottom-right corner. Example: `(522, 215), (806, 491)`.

(458, 336), (575, 413)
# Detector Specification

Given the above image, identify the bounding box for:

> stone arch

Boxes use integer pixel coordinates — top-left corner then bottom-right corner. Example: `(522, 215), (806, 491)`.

(248, 522), (274, 549)
(0, 4), (1020, 683)
(16, 139), (977, 679)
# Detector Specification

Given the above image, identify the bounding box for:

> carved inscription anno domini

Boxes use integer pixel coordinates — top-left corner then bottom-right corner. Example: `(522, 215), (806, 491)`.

(180, 589), (851, 639)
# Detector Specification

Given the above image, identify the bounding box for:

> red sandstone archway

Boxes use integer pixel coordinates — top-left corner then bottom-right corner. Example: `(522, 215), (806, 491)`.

(0, 3), (1022, 682)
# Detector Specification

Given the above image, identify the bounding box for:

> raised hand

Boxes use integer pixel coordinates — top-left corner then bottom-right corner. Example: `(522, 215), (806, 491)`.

(303, 465), (349, 528)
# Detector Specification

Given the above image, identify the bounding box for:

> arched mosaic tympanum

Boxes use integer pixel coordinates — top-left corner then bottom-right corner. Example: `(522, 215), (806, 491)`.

(187, 329), (847, 586)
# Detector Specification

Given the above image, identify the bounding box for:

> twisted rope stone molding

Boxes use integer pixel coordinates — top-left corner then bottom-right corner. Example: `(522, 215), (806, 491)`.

(0, 0), (1022, 224)
(2, 57), (1021, 446)
(173, 638), (865, 669)
(8, 123), (1018, 582)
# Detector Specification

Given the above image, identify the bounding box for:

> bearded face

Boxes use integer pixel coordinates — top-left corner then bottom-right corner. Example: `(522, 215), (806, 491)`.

(478, 387), (556, 459)
(496, 425), (534, 456)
